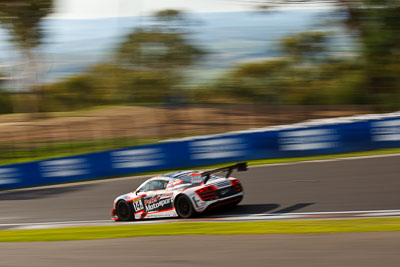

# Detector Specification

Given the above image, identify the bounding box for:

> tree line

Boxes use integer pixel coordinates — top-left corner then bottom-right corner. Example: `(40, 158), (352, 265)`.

(0, 1), (399, 113)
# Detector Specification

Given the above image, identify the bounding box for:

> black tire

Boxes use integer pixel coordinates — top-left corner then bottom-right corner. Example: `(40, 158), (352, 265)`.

(175, 195), (196, 218)
(116, 200), (134, 221)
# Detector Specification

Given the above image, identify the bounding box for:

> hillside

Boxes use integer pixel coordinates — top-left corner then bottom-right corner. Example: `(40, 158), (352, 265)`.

(0, 9), (347, 85)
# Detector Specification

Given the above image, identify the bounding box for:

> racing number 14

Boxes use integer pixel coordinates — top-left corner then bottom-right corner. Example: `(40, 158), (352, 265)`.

(133, 199), (144, 212)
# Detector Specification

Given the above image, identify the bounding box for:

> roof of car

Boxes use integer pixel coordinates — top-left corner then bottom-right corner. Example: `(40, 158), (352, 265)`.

(147, 176), (171, 181)
(165, 170), (195, 178)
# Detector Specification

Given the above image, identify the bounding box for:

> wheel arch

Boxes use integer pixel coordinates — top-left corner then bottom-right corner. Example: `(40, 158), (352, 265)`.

(115, 199), (135, 221)
(173, 193), (187, 207)
(174, 192), (200, 219)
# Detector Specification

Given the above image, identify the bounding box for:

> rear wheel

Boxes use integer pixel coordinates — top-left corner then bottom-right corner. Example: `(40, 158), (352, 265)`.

(175, 195), (196, 218)
(116, 200), (134, 221)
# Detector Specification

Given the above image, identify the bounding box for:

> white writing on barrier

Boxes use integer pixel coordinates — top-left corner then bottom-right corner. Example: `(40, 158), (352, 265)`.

(40, 159), (89, 178)
(0, 168), (20, 185)
(279, 129), (338, 151)
(372, 120), (400, 141)
(111, 148), (165, 169)
(190, 138), (247, 160)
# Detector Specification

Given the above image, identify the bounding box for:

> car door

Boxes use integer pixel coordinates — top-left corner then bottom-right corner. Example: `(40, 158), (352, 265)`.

(137, 179), (172, 217)
(131, 180), (158, 215)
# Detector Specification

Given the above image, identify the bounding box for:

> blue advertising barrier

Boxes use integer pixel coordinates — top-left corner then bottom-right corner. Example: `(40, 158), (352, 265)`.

(1, 112), (400, 189)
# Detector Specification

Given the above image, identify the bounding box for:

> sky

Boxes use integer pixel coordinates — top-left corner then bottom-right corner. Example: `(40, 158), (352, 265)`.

(52, 0), (254, 19)
(52, 0), (332, 19)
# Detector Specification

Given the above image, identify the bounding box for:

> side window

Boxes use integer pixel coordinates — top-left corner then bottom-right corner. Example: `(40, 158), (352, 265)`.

(159, 180), (169, 190)
(137, 181), (152, 193)
(137, 180), (168, 192)
(152, 180), (168, 190)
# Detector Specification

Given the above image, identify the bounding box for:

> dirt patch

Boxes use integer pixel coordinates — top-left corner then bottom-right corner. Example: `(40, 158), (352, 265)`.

(0, 105), (373, 143)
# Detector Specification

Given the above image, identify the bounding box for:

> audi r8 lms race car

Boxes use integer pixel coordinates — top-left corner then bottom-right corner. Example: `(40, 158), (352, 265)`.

(111, 162), (247, 221)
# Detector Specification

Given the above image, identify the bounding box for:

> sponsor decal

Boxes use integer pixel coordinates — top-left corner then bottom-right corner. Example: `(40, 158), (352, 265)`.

(190, 138), (247, 160)
(145, 209), (176, 218)
(371, 120), (400, 141)
(111, 148), (165, 169)
(143, 195), (172, 212)
(279, 129), (338, 151)
(167, 180), (183, 188)
(40, 158), (89, 178)
(159, 192), (174, 199)
(0, 168), (20, 185)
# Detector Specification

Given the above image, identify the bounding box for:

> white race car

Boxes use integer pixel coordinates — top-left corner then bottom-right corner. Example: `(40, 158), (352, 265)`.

(111, 163), (247, 221)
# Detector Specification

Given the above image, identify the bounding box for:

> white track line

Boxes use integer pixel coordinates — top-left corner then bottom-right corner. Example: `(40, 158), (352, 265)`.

(212, 209), (400, 217)
(0, 219), (110, 227)
(2, 209), (400, 230)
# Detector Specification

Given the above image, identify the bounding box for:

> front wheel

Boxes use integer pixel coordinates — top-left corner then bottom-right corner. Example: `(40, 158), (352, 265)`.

(116, 200), (134, 221)
(175, 195), (196, 218)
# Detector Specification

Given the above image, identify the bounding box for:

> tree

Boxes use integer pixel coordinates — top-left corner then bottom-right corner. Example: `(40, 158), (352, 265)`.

(0, 0), (54, 112)
(84, 63), (176, 104)
(0, 0), (53, 50)
(37, 10), (205, 109)
(235, 0), (400, 108)
(116, 10), (205, 104)
(281, 31), (328, 62)
(0, 77), (12, 113)
(209, 28), (368, 106)
(118, 9), (205, 69)
(117, 29), (204, 70)
(154, 9), (185, 27)
(39, 74), (99, 111)
(212, 59), (291, 104)
(118, 9), (204, 70)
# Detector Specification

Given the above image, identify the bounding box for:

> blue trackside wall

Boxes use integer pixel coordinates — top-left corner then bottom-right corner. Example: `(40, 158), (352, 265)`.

(1, 112), (400, 189)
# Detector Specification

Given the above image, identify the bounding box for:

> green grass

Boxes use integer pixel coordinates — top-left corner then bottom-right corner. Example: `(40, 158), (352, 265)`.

(0, 137), (161, 165)
(1, 218), (400, 242)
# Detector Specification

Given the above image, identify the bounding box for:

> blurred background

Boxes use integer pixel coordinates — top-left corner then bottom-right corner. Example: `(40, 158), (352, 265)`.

(0, 0), (398, 165)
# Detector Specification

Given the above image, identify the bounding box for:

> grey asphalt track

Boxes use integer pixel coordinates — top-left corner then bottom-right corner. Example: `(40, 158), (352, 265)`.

(0, 154), (400, 225)
(1, 233), (400, 267)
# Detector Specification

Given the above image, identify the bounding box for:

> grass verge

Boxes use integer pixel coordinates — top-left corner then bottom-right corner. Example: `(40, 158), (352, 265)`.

(2, 218), (400, 242)
(0, 137), (161, 166)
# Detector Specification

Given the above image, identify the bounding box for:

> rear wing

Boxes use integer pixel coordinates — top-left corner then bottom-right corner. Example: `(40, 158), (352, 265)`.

(202, 162), (247, 184)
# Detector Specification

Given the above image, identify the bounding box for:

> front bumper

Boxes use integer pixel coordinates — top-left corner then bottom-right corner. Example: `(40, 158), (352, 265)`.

(110, 208), (119, 221)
